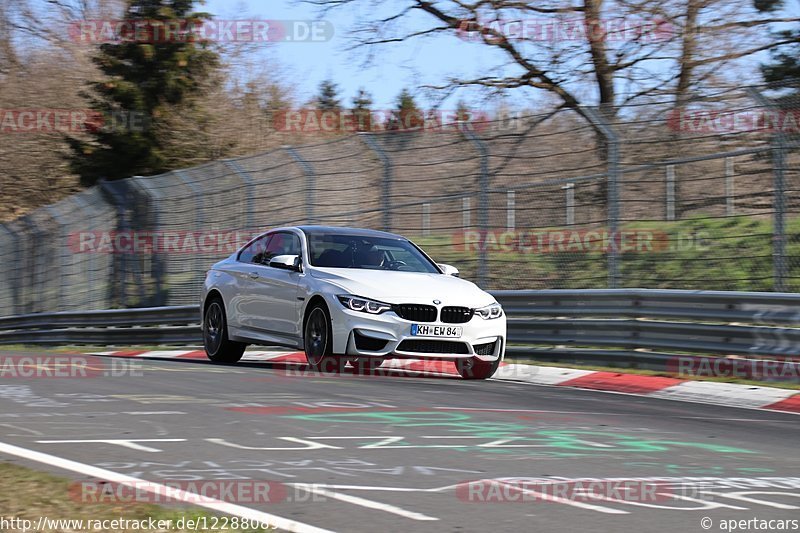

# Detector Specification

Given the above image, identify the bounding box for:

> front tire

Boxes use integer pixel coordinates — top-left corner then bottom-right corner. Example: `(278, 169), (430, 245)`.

(204, 298), (245, 363)
(455, 357), (500, 380)
(304, 304), (345, 373)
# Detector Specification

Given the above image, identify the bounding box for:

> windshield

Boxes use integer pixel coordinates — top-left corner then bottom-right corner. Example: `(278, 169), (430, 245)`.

(306, 233), (440, 273)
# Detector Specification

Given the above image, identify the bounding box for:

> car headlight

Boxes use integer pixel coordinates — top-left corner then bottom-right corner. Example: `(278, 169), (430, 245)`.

(475, 302), (503, 320)
(337, 294), (392, 314)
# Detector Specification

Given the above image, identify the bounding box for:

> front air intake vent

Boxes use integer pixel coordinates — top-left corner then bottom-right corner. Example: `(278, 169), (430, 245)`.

(354, 331), (389, 352)
(473, 341), (497, 356)
(396, 340), (470, 354)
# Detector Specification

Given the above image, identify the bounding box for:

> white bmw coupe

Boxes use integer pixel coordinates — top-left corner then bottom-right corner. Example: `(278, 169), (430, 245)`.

(200, 226), (506, 379)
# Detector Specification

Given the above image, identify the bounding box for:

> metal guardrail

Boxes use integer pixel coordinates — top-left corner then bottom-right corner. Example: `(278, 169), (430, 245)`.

(0, 290), (798, 370)
(0, 306), (199, 345)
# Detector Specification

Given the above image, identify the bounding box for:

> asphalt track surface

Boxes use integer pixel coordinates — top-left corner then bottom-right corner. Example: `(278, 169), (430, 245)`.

(1, 349), (799, 533)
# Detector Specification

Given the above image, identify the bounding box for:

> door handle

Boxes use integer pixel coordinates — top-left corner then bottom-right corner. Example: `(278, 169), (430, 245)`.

(248, 271), (259, 279)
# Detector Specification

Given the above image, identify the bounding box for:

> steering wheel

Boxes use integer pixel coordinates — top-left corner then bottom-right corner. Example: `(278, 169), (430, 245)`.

(386, 260), (408, 270)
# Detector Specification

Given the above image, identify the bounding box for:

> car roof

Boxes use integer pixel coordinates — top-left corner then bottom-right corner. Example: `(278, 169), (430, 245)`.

(294, 225), (406, 240)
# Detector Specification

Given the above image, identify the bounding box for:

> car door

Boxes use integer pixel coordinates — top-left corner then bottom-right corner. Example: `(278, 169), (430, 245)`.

(225, 234), (271, 331)
(248, 231), (303, 341)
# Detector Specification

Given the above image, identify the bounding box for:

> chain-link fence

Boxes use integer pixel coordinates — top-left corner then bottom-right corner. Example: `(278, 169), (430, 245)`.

(0, 84), (798, 314)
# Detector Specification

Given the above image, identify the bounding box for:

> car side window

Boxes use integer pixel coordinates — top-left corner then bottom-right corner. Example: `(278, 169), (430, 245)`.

(238, 235), (271, 264)
(263, 232), (301, 265)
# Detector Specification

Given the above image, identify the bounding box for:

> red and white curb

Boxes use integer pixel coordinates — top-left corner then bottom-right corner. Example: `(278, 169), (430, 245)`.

(91, 350), (800, 415)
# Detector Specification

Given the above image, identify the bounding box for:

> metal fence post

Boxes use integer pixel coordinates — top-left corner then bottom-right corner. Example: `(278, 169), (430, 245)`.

(748, 88), (787, 291)
(222, 159), (256, 231)
(665, 165), (676, 221)
(507, 190), (516, 231)
(45, 205), (68, 311)
(99, 179), (129, 308)
(460, 126), (490, 287)
(463, 197), (471, 230)
(23, 215), (53, 314)
(725, 157), (735, 216)
(174, 170), (207, 303)
(583, 107), (621, 288)
(284, 146), (317, 225)
(0, 224), (21, 315)
(359, 134), (393, 232)
(563, 183), (575, 225)
(128, 176), (165, 306)
(69, 192), (107, 309)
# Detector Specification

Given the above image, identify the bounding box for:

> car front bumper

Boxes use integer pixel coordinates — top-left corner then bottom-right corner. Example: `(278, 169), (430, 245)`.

(329, 301), (506, 362)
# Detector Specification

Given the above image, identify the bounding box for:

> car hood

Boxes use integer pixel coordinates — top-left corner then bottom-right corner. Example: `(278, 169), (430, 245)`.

(310, 268), (495, 307)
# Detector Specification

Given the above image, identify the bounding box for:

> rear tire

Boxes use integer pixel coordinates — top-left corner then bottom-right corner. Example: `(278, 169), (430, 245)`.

(304, 304), (345, 373)
(204, 298), (245, 363)
(455, 357), (500, 380)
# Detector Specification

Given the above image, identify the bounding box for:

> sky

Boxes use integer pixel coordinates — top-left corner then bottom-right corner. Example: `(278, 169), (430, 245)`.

(199, 0), (784, 111)
(202, 0), (518, 110)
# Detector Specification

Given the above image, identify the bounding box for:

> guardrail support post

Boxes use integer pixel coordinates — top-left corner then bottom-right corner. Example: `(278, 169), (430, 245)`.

(359, 134), (393, 232)
(284, 146), (317, 225)
(460, 125), (490, 287)
(583, 107), (621, 288)
(748, 88), (787, 292)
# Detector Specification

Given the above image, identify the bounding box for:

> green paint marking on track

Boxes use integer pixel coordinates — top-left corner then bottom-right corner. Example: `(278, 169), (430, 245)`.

(285, 412), (758, 455)
(285, 411), (529, 437)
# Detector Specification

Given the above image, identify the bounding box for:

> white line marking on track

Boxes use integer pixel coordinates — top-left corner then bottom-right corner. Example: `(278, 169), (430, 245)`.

(291, 484), (439, 521)
(0, 441), (336, 533)
(490, 480), (628, 514)
(36, 439), (186, 453)
(700, 491), (800, 510)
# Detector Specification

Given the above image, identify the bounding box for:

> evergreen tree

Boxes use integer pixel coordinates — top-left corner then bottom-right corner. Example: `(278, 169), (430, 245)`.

(68, 0), (221, 186)
(316, 79), (341, 111)
(388, 88), (423, 131)
(756, 0), (800, 97)
(351, 88), (373, 132)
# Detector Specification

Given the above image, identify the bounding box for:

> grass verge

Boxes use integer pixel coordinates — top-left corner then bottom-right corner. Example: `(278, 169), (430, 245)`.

(0, 463), (276, 532)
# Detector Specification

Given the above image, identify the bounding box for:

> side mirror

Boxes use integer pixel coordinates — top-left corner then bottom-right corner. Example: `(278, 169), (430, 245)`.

(438, 263), (459, 277)
(269, 254), (302, 272)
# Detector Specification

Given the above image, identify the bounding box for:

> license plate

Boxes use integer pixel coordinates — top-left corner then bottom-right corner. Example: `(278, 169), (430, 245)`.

(411, 324), (463, 338)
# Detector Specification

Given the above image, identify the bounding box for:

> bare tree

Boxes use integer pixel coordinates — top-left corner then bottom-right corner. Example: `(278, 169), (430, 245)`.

(306, 0), (800, 118)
